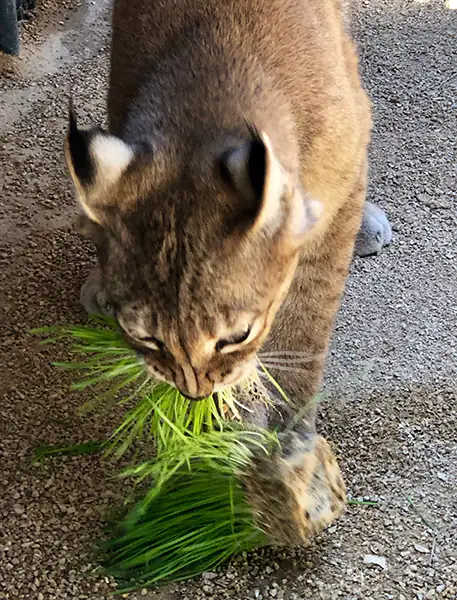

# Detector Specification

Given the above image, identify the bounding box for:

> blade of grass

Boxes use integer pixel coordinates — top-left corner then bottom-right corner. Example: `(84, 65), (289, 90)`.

(31, 440), (105, 464)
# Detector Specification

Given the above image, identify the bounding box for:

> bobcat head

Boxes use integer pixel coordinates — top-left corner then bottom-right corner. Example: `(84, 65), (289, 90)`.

(65, 109), (319, 398)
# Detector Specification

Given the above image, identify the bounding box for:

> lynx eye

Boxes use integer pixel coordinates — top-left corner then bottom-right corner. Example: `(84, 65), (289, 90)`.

(140, 336), (165, 352)
(216, 325), (252, 353)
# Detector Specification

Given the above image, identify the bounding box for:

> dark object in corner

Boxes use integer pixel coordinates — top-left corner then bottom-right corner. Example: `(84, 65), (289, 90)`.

(0, 0), (19, 55)
(0, 0), (36, 55)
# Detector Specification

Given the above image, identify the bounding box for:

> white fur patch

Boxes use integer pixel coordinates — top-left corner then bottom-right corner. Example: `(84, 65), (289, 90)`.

(288, 193), (323, 238)
(90, 134), (134, 186)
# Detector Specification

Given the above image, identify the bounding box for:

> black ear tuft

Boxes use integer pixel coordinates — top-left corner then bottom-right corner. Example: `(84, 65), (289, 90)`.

(218, 122), (267, 202)
(245, 121), (267, 200)
(245, 120), (262, 143)
(68, 97), (78, 137)
(67, 101), (95, 186)
(247, 137), (266, 200)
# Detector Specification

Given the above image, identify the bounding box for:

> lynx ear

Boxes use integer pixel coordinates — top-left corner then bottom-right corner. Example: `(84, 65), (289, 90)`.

(220, 128), (319, 239)
(65, 106), (134, 223)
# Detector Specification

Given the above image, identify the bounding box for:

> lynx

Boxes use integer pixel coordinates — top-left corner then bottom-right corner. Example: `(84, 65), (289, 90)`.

(65, 0), (390, 546)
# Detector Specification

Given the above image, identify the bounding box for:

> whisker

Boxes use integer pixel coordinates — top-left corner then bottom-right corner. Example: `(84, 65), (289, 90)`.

(259, 351), (317, 357)
(260, 352), (324, 365)
(232, 399), (254, 413)
(260, 357), (319, 365)
(257, 364), (314, 374)
(259, 354), (325, 365)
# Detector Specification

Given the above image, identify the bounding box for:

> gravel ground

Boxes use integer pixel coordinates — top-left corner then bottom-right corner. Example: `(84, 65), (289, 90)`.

(0, 1), (456, 599)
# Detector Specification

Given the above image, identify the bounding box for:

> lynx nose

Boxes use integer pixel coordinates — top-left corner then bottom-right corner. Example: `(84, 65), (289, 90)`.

(177, 362), (214, 399)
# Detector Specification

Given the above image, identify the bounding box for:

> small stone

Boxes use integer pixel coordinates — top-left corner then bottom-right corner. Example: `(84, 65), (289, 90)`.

(141, 589), (148, 596)
(13, 504), (24, 515)
(363, 554), (387, 570)
(101, 489), (117, 499)
(414, 544), (429, 554)
(270, 590), (278, 598)
(202, 572), (217, 580)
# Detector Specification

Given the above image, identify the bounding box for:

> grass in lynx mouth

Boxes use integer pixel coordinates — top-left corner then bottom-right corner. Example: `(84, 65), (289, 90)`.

(34, 316), (282, 588)
(34, 315), (274, 457)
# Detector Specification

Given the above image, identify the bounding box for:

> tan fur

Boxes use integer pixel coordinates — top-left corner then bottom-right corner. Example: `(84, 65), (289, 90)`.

(67, 0), (370, 402)
(66, 0), (371, 541)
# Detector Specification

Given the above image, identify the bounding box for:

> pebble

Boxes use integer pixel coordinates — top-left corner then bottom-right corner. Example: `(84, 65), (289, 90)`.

(13, 504), (24, 515)
(363, 554), (388, 570)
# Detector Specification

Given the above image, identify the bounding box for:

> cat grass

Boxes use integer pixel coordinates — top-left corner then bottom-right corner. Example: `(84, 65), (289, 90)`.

(102, 427), (276, 588)
(34, 317), (281, 589)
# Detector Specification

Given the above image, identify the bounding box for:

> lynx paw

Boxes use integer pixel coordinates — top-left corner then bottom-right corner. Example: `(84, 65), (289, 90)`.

(243, 432), (346, 547)
(355, 201), (392, 257)
(80, 267), (113, 317)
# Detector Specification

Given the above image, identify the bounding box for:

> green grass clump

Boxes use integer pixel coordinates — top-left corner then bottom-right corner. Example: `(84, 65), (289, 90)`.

(103, 427), (276, 588)
(105, 469), (267, 587)
(34, 316), (280, 589)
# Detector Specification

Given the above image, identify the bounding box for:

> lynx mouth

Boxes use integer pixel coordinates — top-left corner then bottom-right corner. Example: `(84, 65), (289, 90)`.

(180, 392), (211, 401)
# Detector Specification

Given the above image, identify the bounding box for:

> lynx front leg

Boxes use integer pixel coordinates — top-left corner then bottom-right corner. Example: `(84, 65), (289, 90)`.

(252, 169), (370, 545)
(265, 164), (369, 411)
(243, 425), (346, 546)
(80, 266), (113, 317)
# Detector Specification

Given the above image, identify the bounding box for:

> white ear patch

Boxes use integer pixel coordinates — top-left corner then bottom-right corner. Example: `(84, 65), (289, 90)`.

(66, 131), (134, 224)
(90, 134), (134, 186)
(258, 133), (323, 240)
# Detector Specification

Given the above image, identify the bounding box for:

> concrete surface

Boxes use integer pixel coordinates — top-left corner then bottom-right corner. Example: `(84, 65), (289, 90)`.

(0, 0), (456, 598)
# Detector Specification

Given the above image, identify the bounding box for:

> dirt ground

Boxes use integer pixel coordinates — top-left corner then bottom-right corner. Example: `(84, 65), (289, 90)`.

(0, 0), (456, 599)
